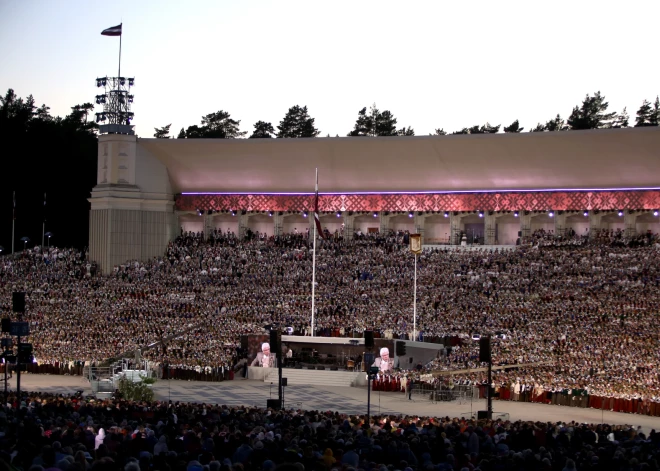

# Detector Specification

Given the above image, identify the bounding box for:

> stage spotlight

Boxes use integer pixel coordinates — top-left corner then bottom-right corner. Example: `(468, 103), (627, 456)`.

(583, 211), (589, 217)
(444, 212), (449, 218)
(268, 211), (273, 217)
(548, 211), (554, 217)
(96, 79), (102, 87)
(303, 211), (308, 218)
(336, 212), (341, 218)
(128, 95), (134, 103)
(231, 210), (236, 216)
(197, 209), (203, 216)
(408, 212), (413, 218)
(618, 210), (623, 217)
(373, 212), (378, 218)
(654, 210), (659, 217)
(478, 211), (484, 218)
(128, 78), (135, 86)
(119, 77), (126, 86)
(513, 211), (519, 217)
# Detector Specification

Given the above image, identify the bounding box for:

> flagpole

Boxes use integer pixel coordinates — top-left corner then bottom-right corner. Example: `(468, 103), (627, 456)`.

(413, 253), (417, 342)
(118, 28), (122, 79)
(311, 170), (318, 337)
(11, 191), (15, 255)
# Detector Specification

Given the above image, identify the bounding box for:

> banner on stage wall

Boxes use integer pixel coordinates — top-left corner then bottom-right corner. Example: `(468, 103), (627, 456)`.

(410, 234), (422, 254)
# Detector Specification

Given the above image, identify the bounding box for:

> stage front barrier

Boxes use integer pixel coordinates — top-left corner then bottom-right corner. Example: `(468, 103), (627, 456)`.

(411, 384), (478, 404)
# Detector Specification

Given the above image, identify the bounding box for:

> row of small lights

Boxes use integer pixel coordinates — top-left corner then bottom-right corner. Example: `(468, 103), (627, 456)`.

(197, 209), (660, 218)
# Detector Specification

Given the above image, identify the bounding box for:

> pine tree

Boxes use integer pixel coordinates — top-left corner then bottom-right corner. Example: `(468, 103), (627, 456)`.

(177, 127), (185, 138)
(374, 110), (398, 136)
(277, 105), (320, 138)
(250, 121), (275, 138)
(503, 120), (524, 133)
(154, 124), (171, 138)
(530, 123), (546, 132)
(567, 91), (616, 129)
(433, 128), (447, 135)
(199, 111), (246, 138)
(634, 99), (653, 127)
(651, 96), (660, 126)
(482, 123), (500, 133)
(348, 107), (373, 136)
(611, 108), (629, 128)
(545, 114), (568, 132)
(397, 126), (415, 136)
(452, 128), (470, 135)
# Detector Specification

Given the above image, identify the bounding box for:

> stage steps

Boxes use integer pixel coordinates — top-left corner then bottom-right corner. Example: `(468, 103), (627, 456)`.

(264, 368), (361, 387)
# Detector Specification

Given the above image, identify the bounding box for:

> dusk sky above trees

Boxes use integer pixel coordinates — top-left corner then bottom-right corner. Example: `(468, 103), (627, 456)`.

(1, 0), (659, 137)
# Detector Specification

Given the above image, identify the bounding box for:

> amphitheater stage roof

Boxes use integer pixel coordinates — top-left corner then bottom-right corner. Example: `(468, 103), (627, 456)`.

(139, 127), (660, 195)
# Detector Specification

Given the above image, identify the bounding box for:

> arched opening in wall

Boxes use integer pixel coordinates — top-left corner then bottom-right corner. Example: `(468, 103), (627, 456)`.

(565, 212), (590, 238)
(354, 214), (380, 236)
(600, 212), (624, 234)
(423, 215), (450, 245)
(460, 214), (484, 245)
(212, 214), (239, 236)
(530, 213), (554, 237)
(494, 213), (519, 245)
(319, 214), (344, 239)
(283, 214), (308, 236)
(389, 214), (415, 236)
(179, 213), (205, 236)
(636, 211), (660, 235)
(246, 213), (274, 238)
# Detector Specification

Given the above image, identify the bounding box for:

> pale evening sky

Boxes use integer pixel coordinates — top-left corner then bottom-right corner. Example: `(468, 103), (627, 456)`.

(0, 0), (658, 138)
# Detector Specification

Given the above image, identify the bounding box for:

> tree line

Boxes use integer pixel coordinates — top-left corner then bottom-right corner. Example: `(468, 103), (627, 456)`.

(0, 89), (98, 251)
(156, 91), (660, 139)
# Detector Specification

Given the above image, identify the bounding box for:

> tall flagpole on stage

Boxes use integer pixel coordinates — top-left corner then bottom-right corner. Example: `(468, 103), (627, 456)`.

(413, 253), (417, 341)
(42, 193), (46, 248)
(12, 191), (15, 255)
(410, 234), (421, 342)
(311, 169), (318, 337)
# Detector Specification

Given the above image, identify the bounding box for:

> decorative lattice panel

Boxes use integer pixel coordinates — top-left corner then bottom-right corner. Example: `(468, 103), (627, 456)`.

(176, 191), (660, 212)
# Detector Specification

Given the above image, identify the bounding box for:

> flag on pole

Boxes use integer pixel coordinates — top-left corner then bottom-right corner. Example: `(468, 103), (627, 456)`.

(101, 24), (122, 36)
(314, 169), (324, 239)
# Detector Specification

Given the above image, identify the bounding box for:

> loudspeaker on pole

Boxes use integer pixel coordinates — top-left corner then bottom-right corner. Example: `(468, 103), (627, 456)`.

(12, 292), (25, 313)
(364, 330), (374, 349)
(479, 336), (491, 363)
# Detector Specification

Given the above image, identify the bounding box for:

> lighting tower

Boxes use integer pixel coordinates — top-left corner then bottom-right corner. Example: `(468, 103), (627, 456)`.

(94, 76), (135, 135)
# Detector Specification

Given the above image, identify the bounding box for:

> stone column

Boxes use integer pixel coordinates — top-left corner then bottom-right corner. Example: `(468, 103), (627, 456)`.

(484, 212), (497, 245)
(308, 214), (316, 240)
(414, 213), (426, 244)
(238, 213), (248, 239)
(89, 134), (176, 274)
(273, 212), (284, 236)
(203, 213), (213, 240)
(519, 211), (532, 240)
(554, 212), (567, 238)
(379, 213), (391, 234)
(623, 211), (637, 238)
(588, 212), (603, 238)
(343, 212), (355, 241)
(449, 213), (461, 245)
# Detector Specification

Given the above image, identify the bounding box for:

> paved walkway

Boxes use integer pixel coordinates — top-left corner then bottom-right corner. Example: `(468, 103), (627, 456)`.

(6, 374), (660, 433)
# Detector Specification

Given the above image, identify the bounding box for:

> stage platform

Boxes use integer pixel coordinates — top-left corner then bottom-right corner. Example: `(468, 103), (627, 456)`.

(247, 334), (445, 374)
(9, 374), (659, 434)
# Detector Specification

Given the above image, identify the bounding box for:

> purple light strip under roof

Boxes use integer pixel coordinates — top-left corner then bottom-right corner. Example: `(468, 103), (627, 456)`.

(181, 186), (660, 196)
